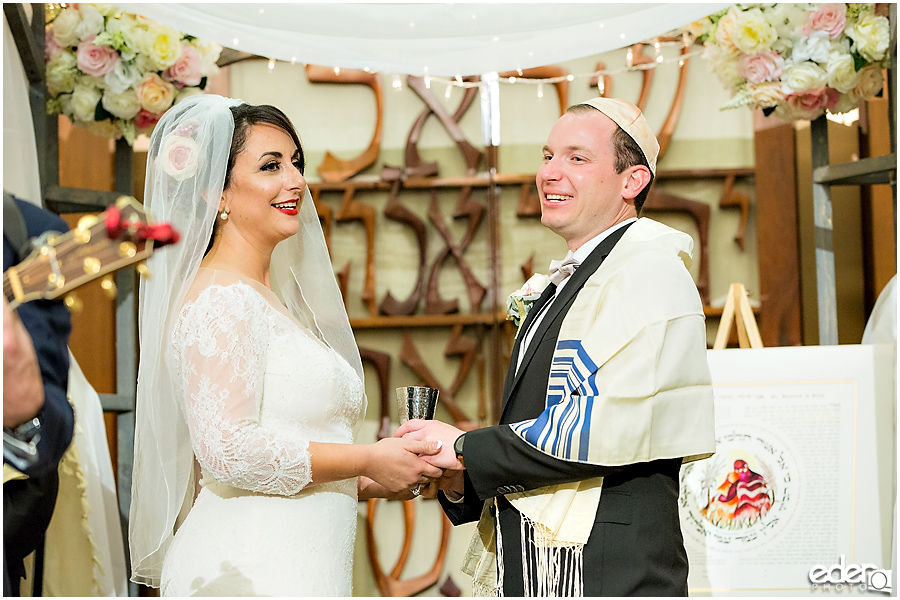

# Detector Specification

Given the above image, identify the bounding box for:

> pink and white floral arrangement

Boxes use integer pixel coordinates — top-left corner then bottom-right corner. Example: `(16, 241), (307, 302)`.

(685, 3), (891, 122)
(45, 4), (221, 144)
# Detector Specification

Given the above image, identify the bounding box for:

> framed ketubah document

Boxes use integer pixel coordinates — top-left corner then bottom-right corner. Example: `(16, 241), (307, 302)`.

(680, 345), (895, 596)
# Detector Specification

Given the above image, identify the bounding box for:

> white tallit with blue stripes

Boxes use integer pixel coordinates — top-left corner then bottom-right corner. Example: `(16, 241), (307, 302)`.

(464, 219), (716, 596)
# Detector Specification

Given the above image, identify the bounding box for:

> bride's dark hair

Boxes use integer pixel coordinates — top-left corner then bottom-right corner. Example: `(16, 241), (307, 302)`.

(205, 104), (304, 255)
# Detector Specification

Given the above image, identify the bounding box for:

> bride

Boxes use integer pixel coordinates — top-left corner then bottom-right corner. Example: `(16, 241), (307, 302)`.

(129, 94), (442, 596)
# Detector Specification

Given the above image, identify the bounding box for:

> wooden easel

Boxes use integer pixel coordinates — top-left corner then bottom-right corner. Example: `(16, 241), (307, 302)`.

(713, 283), (763, 349)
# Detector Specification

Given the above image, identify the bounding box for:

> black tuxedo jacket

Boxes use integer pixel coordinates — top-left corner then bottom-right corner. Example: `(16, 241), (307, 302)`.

(439, 222), (689, 596)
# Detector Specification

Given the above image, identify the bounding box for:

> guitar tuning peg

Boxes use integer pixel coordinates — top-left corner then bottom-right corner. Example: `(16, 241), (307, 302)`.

(136, 262), (152, 279)
(100, 275), (117, 299)
(64, 293), (83, 313)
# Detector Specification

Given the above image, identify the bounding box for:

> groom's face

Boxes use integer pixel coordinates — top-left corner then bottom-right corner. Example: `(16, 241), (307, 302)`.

(536, 111), (633, 250)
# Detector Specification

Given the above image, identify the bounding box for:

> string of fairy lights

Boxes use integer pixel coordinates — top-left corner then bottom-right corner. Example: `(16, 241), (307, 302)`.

(262, 34), (701, 98)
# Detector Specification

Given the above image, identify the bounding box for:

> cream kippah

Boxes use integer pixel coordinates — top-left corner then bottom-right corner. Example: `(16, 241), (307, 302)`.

(574, 97), (659, 175)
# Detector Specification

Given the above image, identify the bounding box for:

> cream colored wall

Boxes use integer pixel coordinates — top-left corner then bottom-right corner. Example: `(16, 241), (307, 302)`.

(229, 43), (756, 597)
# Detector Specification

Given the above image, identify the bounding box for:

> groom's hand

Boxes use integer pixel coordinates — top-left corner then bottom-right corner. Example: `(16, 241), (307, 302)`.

(394, 419), (465, 470)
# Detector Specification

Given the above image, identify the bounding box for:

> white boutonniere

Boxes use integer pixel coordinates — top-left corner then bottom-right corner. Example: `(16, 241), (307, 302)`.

(506, 273), (551, 330)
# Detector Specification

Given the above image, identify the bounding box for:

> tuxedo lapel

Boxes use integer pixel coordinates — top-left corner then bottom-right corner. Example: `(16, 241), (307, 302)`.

(500, 222), (634, 419)
(502, 283), (557, 400)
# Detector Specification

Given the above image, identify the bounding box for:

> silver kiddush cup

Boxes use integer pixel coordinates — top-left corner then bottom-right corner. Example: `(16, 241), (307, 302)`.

(396, 386), (439, 424)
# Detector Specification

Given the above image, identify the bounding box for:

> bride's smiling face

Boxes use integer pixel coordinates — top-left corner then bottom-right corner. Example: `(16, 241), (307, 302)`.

(220, 123), (306, 247)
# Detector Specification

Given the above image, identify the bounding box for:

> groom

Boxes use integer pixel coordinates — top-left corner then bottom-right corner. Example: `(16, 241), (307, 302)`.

(397, 98), (716, 596)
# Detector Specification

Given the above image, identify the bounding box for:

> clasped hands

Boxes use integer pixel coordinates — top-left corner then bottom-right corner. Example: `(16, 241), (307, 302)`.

(393, 419), (466, 500)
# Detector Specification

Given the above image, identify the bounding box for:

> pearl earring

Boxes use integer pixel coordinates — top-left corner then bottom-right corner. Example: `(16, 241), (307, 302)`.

(220, 209), (229, 221)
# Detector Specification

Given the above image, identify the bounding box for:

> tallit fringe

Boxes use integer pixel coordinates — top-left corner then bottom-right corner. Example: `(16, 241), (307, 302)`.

(495, 497), (505, 597)
(520, 512), (584, 597)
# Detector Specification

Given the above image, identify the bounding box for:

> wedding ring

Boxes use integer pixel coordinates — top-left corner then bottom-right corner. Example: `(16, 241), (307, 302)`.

(411, 484), (423, 497)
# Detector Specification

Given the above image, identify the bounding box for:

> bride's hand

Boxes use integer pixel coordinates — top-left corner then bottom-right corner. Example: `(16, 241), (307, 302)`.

(365, 438), (443, 494)
(357, 476), (439, 501)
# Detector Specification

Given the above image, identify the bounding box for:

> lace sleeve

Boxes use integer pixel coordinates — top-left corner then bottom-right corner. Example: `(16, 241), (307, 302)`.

(174, 284), (312, 495)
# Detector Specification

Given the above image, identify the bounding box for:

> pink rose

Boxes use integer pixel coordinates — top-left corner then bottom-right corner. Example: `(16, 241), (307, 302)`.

(802, 4), (846, 39)
(823, 87), (840, 109)
(163, 44), (202, 87)
(785, 89), (830, 120)
(738, 50), (784, 84)
(76, 37), (118, 77)
(134, 109), (163, 130)
(161, 134), (200, 181)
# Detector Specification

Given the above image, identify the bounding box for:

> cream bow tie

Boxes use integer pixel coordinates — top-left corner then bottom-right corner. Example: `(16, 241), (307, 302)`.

(548, 252), (579, 286)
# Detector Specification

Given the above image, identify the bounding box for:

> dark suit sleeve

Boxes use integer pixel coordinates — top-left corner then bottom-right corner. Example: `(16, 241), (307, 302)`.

(5, 200), (74, 478)
(461, 424), (623, 501)
(16, 298), (73, 478)
(437, 470), (484, 525)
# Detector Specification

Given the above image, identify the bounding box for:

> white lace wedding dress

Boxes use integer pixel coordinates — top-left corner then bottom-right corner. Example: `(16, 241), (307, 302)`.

(159, 268), (365, 596)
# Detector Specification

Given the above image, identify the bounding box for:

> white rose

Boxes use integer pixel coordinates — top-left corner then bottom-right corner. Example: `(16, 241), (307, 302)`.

(140, 23), (182, 70)
(781, 61), (827, 94)
(714, 57), (743, 90)
(748, 82), (785, 109)
(133, 52), (158, 75)
(70, 84), (102, 122)
(733, 8), (778, 54)
(192, 40), (222, 78)
(792, 31), (832, 64)
(74, 4), (104, 41)
(825, 51), (860, 93)
(101, 89), (141, 120)
(853, 64), (884, 100)
(104, 59), (143, 94)
(846, 14), (890, 62)
(702, 43), (742, 90)
(765, 3), (810, 54)
(713, 6), (741, 55)
(50, 7), (82, 48)
(109, 14), (143, 60)
(46, 50), (78, 96)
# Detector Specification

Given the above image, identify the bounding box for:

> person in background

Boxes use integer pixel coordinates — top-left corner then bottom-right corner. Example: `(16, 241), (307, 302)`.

(398, 98), (716, 596)
(3, 193), (75, 596)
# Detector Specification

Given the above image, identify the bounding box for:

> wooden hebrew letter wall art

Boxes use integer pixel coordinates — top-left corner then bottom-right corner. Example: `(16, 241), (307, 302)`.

(359, 346), (392, 440)
(405, 75), (483, 177)
(425, 189), (487, 315)
(719, 173), (751, 251)
(630, 43), (656, 112)
(365, 498), (452, 597)
(516, 180), (541, 218)
(310, 188), (332, 253)
(335, 186), (379, 316)
(655, 42), (691, 160)
(498, 66), (570, 116)
(399, 329), (478, 431)
(642, 188), (711, 305)
(306, 64), (384, 183)
(379, 170), (428, 316)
